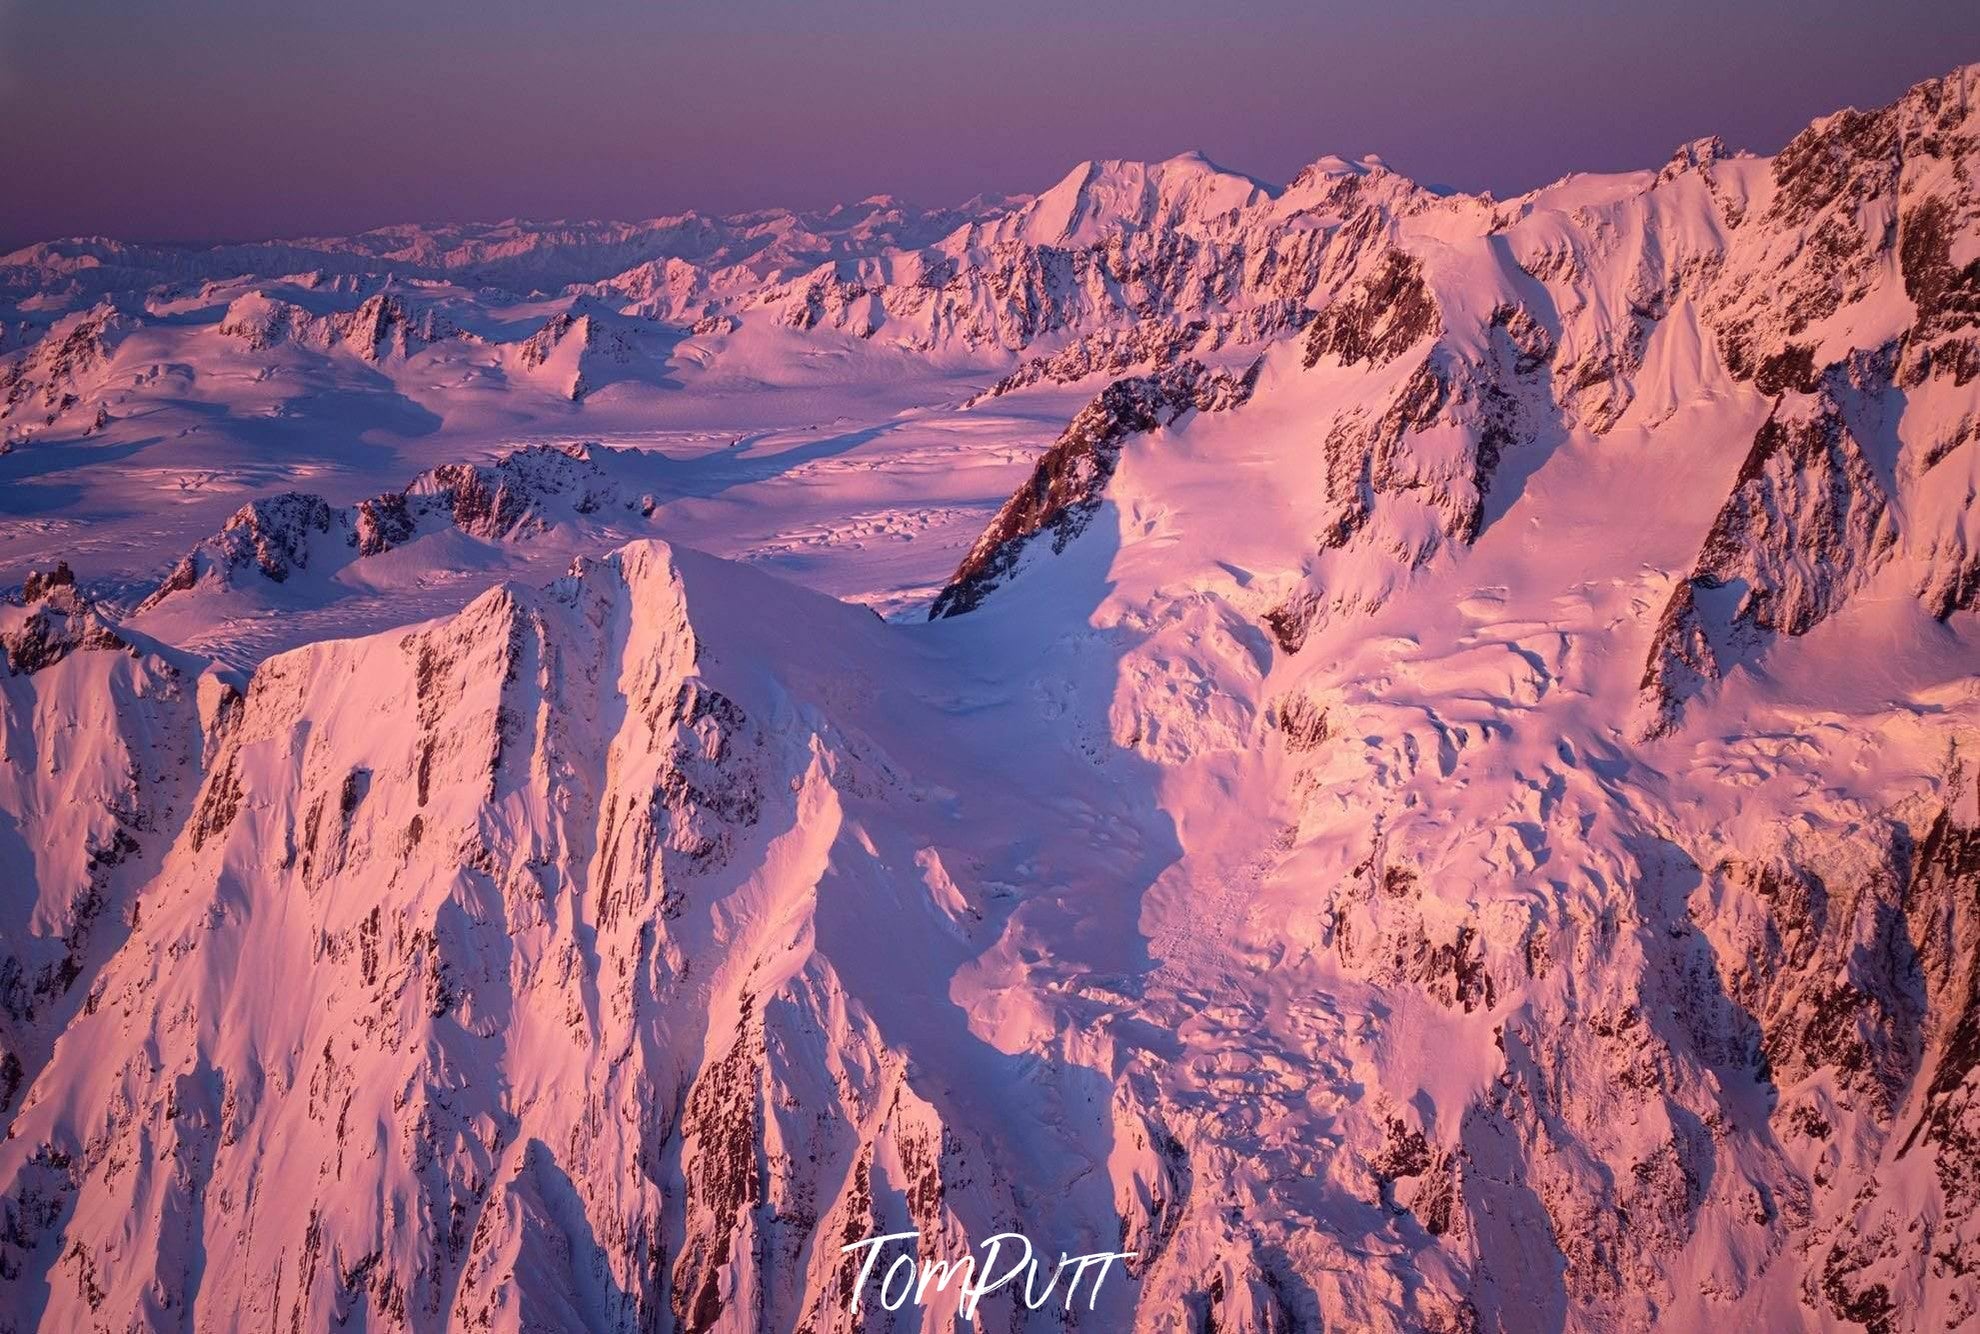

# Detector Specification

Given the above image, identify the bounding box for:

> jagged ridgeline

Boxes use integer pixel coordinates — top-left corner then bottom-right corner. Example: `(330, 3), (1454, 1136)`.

(0, 61), (1979, 1334)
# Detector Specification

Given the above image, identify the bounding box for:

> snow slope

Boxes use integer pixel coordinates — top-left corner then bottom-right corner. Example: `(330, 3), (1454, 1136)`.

(0, 61), (1979, 1334)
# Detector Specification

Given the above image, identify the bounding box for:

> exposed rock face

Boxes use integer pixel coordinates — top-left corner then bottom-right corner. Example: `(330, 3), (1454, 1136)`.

(212, 287), (661, 400)
(1252, 284), (1556, 651)
(0, 602), (129, 678)
(152, 491), (341, 602)
(1683, 785), (1980, 1330)
(1300, 250), (1441, 371)
(17, 561), (75, 606)
(403, 448), (621, 543)
(1710, 68), (1979, 397)
(2, 584), (133, 676)
(1639, 370), (1901, 736)
(930, 358), (1260, 617)
(1624, 65), (1980, 727)
(1901, 195), (1980, 388)
(1629, 65), (1980, 730)
(354, 490), (418, 557)
(336, 293), (454, 362)
(961, 303), (1310, 407)
(514, 307), (641, 401)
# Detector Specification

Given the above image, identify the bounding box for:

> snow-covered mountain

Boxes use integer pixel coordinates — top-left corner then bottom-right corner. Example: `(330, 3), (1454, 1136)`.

(2, 62), (1979, 1333)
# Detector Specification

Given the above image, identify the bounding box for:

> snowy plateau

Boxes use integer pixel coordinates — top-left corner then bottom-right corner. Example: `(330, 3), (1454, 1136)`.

(2, 62), (1980, 1334)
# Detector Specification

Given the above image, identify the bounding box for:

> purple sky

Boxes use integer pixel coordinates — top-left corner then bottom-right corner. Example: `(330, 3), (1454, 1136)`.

(3, 0), (1977, 249)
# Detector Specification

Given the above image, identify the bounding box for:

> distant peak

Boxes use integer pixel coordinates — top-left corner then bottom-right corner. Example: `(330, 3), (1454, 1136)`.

(1159, 149), (1230, 173)
(1283, 151), (1428, 202)
(1657, 135), (1731, 183)
(1302, 154), (1361, 177)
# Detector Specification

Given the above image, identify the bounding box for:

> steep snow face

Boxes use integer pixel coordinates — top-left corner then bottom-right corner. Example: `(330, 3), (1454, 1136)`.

(2, 60), (1980, 1334)
(0, 571), (213, 1137)
(0, 542), (1171, 1332)
(1628, 70), (1980, 733)
(1637, 365), (1902, 737)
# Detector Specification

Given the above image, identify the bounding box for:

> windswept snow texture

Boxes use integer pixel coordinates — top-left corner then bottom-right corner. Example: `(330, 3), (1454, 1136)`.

(4, 64), (1980, 1334)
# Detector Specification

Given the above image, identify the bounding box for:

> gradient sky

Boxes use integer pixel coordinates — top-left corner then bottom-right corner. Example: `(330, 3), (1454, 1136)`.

(3, 0), (1977, 248)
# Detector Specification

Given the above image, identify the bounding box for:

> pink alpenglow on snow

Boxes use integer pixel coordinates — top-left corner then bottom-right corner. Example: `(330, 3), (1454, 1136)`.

(2, 19), (1980, 1334)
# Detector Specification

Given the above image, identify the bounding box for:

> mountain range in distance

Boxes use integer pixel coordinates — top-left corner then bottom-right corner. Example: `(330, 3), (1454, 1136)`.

(2, 59), (1980, 1334)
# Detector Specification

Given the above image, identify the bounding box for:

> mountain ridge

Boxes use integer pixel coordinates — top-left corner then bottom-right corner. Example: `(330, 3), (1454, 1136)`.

(1, 60), (1979, 1332)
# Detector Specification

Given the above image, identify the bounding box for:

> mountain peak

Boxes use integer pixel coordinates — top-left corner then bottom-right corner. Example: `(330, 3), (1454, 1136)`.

(7, 60), (1980, 1334)
(1005, 152), (1275, 247)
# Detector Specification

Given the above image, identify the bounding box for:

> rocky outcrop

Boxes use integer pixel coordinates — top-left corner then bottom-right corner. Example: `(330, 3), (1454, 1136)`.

(217, 290), (455, 361)
(0, 303), (129, 435)
(1708, 69), (1976, 396)
(403, 447), (623, 543)
(138, 443), (660, 611)
(1300, 250), (1441, 371)
(336, 293), (454, 362)
(930, 358), (1260, 617)
(1262, 289), (1558, 649)
(146, 492), (340, 606)
(961, 303), (1309, 407)
(513, 307), (642, 401)
(1684, 771), (1980, 1328)
(1640, 369), (1900, 735)
(3, 575), (133, 676)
